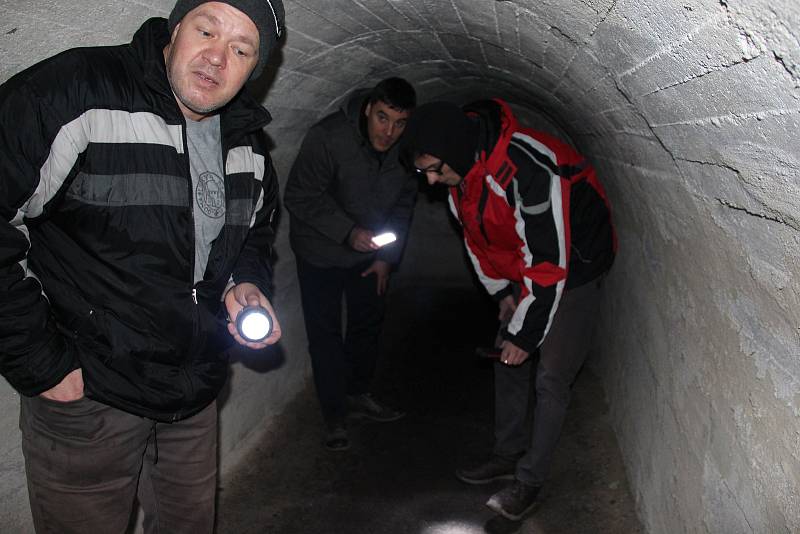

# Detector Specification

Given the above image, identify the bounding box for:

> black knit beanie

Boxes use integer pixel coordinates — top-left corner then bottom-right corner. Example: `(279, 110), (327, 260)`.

(403, 101), (479, 178)
(168, 0), (285, 79)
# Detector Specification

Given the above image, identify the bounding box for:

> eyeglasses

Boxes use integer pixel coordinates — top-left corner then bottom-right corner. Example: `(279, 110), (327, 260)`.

(413, 159), (445, 177)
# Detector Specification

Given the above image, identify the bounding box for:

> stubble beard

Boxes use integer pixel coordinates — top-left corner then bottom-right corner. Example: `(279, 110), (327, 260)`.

(164, 47), (229, 118)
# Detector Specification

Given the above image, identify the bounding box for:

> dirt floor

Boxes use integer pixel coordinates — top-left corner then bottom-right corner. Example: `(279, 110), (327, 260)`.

(216, 285), (643, 534)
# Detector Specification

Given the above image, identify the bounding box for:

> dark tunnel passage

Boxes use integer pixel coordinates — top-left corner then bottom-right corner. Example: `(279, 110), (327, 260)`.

(215, 284), (642, 534)
(1, 1), (798, 532)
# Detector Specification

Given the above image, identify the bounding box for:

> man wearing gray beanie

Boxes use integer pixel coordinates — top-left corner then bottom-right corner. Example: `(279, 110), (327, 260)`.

(0, 2), (284, 532)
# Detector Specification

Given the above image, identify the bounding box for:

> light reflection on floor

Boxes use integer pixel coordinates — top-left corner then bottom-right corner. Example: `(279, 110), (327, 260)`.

(421, 519), (486, 534)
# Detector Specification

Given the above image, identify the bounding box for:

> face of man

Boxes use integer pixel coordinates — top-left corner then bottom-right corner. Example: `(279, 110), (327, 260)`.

(414, 154), (464, 186)
(164, 2), (260, 121)
(364, 100), (410, 153)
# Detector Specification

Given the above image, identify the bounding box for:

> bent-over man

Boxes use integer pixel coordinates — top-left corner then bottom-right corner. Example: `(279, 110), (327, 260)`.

(403, 99), (616, 521)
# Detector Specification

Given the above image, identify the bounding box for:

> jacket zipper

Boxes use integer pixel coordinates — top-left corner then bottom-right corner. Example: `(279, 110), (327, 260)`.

(182, 123), (197, 421)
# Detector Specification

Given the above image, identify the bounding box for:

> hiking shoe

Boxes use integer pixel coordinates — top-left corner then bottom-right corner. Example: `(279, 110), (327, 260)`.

(324, 423), (350, 451)
(455, 455), (517, 485)
(347, 394), (405, 422)
(486, 480), (542, 521)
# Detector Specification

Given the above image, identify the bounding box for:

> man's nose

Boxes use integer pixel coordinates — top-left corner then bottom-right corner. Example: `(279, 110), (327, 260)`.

(204, 42), (226, 68)
(426, 173), (438, 186)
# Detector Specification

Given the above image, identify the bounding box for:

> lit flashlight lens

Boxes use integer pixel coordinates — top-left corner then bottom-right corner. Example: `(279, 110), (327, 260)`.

(236, 305), (272, 342)
(372, 232), (397, 247)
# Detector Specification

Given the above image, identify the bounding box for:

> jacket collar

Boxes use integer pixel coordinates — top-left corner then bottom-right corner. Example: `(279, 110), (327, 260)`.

(131, 18), (272, 140)
(342, 88), (370, 145)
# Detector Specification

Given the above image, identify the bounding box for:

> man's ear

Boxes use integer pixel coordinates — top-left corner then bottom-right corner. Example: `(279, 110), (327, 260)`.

(364, 102), (372, 117)
(164, 23), (179, 59)
(170, 21), (181, 43)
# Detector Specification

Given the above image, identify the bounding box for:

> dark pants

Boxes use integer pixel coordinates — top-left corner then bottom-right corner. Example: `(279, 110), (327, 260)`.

(493, 279), (602, 486)
(20, 396), (217, 534)
(296, 256), (385, 425)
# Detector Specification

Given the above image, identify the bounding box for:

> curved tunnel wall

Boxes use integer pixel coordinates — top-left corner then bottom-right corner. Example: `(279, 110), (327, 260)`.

(1, 0), (799, 531)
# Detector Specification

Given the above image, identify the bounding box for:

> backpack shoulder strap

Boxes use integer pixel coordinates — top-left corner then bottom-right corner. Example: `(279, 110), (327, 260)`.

(479, 99), (519, 189)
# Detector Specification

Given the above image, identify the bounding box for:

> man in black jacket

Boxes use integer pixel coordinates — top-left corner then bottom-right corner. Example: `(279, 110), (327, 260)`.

(0, 1), (284, 531)
(284, 78), (416, 451)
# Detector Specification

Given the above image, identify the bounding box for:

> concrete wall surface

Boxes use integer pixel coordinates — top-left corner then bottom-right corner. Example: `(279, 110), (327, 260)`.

(1, 0), (799, 532)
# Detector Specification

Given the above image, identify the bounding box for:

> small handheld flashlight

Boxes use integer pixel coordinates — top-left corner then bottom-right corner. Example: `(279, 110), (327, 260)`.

(236, 305), (273, 342)
(371, 232), (397, 247)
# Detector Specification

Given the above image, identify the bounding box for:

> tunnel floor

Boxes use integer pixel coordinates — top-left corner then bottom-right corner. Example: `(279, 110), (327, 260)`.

(215, 285), (643, 534)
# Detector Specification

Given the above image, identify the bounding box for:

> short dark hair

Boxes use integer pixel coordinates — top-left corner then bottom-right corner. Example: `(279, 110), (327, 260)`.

(368, 77), (416, 111)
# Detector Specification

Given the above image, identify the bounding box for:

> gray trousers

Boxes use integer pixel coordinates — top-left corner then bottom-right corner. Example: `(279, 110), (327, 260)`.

(493, 279), (602, 486)
(20, 396), (217, 534)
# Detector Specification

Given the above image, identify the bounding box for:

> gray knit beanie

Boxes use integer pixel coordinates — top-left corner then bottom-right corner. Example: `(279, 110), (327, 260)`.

(168, 0), (285, 79)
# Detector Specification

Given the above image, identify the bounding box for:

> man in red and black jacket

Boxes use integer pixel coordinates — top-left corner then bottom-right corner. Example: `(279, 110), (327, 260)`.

(403, 99), (616, 521)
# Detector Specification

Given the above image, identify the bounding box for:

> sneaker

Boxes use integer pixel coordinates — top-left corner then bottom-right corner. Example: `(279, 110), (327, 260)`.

(455, 455), (517, 485)
(347, 393), (405, 422)
(486, 480), (542, 521)
(324, 423), (350, 451)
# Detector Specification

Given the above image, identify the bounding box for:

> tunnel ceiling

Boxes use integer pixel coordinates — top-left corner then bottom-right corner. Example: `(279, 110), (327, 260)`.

(263, 0), (799, 232)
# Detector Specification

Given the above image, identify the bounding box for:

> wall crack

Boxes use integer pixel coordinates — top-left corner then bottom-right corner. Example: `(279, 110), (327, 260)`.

(639, 55), (759, 98)
(548, 25), (580, 48)
(773, 51), (799, 87)
(609, 75), (683, 175)
(721, 480), (755, 533)
(676, 157), (741, 175)
(715, 197), (792, 228)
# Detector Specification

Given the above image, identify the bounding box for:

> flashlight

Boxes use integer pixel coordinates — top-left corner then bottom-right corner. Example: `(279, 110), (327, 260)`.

(236, 305), (273, 342)
(371, 232), (397, 247)
(475, 346), (502, 359)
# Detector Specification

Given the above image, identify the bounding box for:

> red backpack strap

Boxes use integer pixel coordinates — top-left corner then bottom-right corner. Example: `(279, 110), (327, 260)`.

(466, 99), (519, 190)
(483, 99), (518, 189)
(559, 161), (589, 183)
(494, 158), (517, 188)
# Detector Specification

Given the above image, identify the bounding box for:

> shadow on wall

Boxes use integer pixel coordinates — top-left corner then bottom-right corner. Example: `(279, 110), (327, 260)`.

(216, 327), (288, 412)
(247, 32), (286, 109)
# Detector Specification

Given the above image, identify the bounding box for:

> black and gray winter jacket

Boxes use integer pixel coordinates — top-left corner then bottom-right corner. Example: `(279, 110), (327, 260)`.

(284, 89), (416, 268)
(0, 18), (278, 422)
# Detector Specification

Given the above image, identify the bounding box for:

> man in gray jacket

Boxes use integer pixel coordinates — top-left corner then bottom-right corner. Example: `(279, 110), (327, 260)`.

(284, 78), (416, 450)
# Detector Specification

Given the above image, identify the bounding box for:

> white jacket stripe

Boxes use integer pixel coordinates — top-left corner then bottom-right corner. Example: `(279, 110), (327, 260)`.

(506, 133), (568, 346)
(227, 147), (265, 229)
(10, 109), (183, 283)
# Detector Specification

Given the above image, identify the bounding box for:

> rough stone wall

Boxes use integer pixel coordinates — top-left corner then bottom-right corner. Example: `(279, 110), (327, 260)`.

(583, 2), (800, 532)
(0, 0), (798, 532)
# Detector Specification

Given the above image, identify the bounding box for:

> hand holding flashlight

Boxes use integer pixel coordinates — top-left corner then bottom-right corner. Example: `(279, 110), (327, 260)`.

(224, 282), (281, 348)
(347, 226), (379, 252)
(371, 232), (397, 247)
(499, 340), (530, 366)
